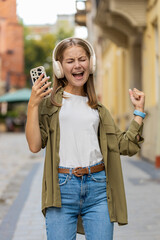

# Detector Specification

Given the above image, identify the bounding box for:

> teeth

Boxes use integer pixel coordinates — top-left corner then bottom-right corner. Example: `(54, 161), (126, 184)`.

(73, 72), (83, 74)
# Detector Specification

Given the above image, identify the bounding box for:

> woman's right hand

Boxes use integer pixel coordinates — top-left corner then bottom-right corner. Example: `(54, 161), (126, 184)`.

(26, 73), (52, 152)
(29, 73), (52, 107)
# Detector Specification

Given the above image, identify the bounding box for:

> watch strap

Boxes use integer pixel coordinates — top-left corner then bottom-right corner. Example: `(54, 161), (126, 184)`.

(134, 110), (146, 119)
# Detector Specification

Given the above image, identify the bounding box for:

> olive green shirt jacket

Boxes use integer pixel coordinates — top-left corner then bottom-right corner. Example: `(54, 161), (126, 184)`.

(38, 87), (144, 234)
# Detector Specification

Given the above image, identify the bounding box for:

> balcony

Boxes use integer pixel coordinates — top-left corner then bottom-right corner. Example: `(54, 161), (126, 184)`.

(95, 0), (147, 47)
(75, 0), (92, 26)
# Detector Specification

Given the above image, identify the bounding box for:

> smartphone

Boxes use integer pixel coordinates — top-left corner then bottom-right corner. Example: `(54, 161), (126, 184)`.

(30, 66), (50, 97)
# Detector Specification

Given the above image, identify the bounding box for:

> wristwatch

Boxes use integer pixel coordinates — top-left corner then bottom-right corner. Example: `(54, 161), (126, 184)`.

(133, 110), (146, 119)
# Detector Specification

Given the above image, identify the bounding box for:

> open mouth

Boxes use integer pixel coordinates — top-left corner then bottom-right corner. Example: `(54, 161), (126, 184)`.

(72, 71), (84, 79)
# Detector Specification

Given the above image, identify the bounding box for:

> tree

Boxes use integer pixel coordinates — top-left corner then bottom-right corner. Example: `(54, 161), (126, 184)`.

(24, 21), (74, 87)
(24, 33), (57, 87)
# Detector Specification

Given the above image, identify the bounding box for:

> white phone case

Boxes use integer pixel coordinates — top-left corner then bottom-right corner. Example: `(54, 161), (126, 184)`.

(30, 66), (46, 84)
(30, 66), (50, 98)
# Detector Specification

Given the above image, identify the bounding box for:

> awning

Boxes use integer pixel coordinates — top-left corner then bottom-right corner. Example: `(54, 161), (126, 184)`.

(0, 88), (31, 103)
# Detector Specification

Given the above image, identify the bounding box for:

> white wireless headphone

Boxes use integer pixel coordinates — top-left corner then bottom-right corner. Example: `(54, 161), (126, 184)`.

(52, 37), (96, 79)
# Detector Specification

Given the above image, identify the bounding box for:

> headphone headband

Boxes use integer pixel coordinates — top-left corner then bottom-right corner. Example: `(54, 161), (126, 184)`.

(52, 37), (96, 79)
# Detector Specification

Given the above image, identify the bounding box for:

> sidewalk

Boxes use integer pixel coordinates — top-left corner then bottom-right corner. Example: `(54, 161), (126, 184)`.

(114, 156), (160, 240)
(0, 157), (84, 240)
(0, 141), (160, 239)
(12, 162), (47, 240)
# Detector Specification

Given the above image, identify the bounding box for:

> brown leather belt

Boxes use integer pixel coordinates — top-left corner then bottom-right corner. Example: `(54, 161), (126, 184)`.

(58, 162), (105, 177)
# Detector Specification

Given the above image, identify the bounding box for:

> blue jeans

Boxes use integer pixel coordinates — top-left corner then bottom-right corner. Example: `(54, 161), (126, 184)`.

(45, 161), (114, 240)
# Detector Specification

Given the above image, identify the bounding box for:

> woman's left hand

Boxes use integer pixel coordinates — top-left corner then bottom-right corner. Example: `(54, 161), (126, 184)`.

(129, 88), (145, 112)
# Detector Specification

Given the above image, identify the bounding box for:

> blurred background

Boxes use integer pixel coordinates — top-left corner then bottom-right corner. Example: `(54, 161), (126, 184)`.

(0, 1), (160, 240)
(0, 0), (160, 166)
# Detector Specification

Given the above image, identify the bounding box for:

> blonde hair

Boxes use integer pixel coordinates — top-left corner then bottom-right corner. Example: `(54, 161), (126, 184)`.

(51, 38), (98, 109)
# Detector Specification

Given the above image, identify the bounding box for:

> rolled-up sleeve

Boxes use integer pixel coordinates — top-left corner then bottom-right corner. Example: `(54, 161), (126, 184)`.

(115, 119), (144, 156)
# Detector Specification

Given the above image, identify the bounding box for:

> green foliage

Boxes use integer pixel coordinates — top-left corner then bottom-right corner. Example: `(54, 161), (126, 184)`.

(24, 34), (57, 86)
(0, 110), (18, 120)
(24, 21), (74, 87)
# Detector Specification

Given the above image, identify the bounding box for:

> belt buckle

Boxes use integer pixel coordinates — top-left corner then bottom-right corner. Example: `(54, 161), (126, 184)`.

(73, 167), (83, 177)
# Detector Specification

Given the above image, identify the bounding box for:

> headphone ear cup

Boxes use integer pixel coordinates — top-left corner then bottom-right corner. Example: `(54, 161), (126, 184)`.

(90, 56), (96, 74)
(53, 60), (64, 79)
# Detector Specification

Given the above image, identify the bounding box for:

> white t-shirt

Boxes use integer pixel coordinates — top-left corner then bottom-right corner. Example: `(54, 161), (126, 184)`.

(59, 91), (103, 168)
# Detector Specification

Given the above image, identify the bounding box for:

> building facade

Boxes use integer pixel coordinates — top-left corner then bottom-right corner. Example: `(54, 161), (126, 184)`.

(26, 14), (75, 40)
(0, 0), (25, 95)
(75, 0), (160, 166)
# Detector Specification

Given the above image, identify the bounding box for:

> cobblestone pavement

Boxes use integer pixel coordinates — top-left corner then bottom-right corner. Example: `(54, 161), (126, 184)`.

(0, 133), (160, 239)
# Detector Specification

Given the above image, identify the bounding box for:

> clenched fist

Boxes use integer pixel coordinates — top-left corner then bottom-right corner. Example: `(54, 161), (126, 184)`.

(129, 88), (145, 112)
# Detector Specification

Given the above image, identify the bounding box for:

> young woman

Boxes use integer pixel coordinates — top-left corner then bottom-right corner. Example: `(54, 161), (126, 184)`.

(25, 37), (145, 240)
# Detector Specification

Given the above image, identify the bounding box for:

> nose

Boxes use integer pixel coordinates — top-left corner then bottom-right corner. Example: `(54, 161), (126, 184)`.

(74, 60), (81, 68)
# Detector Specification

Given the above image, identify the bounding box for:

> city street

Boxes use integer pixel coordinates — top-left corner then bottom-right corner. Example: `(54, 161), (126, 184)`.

(0, 133), (160, 240)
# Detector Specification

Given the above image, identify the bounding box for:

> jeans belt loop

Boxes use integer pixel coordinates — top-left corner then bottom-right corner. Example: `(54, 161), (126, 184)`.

(88, 166), (91, 175)
(69, 168), (72, 176)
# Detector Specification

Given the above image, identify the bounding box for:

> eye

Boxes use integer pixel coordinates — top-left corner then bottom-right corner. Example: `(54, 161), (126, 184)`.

(67, 60), (73, 63)
(80, 58), (86, 62)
